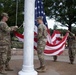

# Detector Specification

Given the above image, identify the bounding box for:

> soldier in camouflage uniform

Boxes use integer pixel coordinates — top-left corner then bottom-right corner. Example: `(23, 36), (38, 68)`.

(35, 17), (47, 72)
(68, 31), (76, 64)
(53, 55), (57, 62)
(0, 13), (18, 74)
(53, 36), (62, 62)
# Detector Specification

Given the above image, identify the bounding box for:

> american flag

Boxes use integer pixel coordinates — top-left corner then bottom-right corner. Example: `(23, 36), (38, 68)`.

(34, 0), (48, 50)
(35, 0), (48, 27)
(34, 0), (48, 37)
(14, 0), (69, 56)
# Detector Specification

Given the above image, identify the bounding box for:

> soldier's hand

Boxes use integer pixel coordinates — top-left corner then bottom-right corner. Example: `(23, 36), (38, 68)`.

(15, 26), (18, 28)
(13, 26), (18, 31)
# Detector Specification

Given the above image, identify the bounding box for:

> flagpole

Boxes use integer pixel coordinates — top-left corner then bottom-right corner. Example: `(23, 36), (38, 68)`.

(18, 0), (37, 75)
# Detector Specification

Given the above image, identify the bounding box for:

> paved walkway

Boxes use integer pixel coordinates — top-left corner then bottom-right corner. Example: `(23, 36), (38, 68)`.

(6, 55), (76, 75)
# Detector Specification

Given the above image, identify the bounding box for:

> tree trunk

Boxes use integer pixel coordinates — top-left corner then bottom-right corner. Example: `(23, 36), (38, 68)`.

(68, 23), (72, 31)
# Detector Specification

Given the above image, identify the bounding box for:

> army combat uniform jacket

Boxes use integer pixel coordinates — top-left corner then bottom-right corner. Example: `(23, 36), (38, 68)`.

(0, 21), (17, 68)
(68, 32), (76, 63)
(37, 24), (47, 67)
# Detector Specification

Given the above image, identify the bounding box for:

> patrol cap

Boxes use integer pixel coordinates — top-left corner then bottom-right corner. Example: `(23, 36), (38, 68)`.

(36, 16), (43, 20)
(1, 13), (9, 18)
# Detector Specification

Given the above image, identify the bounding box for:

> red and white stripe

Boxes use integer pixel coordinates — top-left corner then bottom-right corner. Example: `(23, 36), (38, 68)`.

(44, 32), (68, 56)
(14, 30), (68, 56)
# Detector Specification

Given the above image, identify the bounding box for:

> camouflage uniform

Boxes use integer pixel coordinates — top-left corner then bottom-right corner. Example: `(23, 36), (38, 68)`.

(53, 55), (57, 62)
(68, 32), (76, 64)
(0, 21), (17, 73)
(37, 23), (47, 68)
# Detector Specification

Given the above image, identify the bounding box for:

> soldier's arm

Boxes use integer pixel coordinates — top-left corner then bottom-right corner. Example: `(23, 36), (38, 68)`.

(37, 25), (43, 39)
(43, 25), (48, 38)
(0, 22), (18, 32)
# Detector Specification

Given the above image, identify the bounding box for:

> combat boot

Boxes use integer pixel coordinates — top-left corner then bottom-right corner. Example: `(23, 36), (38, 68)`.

(35, 66), (42, 70)
(0, 70), (7, 75)
(5, 64), (13, 71)
(70, 58), (74, 64)
(53, 56), (57, 62)
(0, 66), (7, 75)
(36, 66), (47, 73)
(70, 60), (74, 64)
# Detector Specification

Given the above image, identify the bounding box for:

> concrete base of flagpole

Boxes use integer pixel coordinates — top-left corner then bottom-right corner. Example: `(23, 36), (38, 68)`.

(19, 71), (37, 75)
(18, 65), (37, 75)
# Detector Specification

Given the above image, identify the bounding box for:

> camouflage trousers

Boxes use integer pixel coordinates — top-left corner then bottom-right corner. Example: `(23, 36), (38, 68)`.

(5, 45), (11, 67)
(0, 45), (11, 69)
(37, 39), (46, 67)
(68, 48), (76, 63)
(0, 46), (7, 70)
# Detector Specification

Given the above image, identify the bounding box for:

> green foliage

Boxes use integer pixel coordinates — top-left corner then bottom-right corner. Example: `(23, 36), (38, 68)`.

(49, 28), (53, 35)
(43, 0), (76, 31)
(17, 27), (24, 34)
(71, 27), (76, 35)
(53, 24), (58, 30)
(0, 0), (24, 27)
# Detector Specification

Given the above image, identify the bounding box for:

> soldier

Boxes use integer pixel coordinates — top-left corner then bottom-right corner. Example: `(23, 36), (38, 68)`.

(35, 16), (47, 72)
(53, 55), (57, 62)
(53, 35), (62, 62)
(68, 31), (76, 64)
(0, 13), (18, 74)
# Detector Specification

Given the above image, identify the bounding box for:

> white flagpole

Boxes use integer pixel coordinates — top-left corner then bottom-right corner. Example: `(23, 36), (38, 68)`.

(18, 0), (37, 75)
